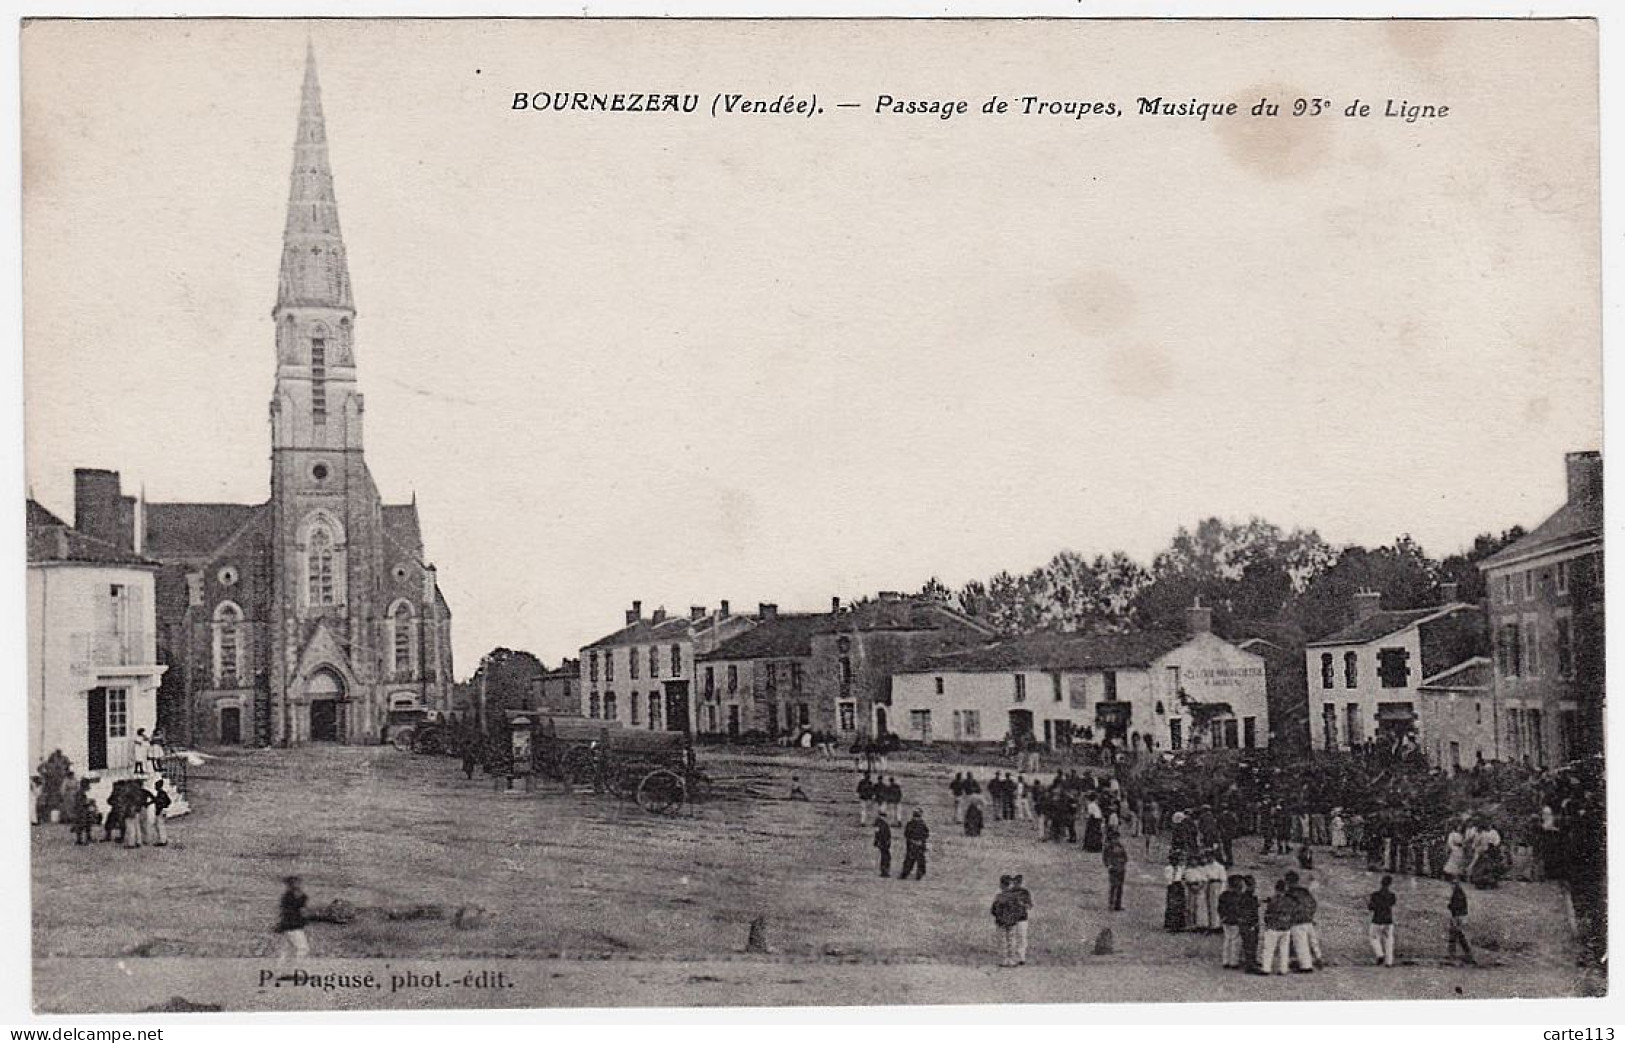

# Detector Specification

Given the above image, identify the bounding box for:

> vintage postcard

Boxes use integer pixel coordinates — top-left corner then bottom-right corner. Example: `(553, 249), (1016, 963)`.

(19, 16), (1602, 1015)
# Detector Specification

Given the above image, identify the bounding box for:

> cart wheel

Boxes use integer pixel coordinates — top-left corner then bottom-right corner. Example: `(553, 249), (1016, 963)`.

(636, 769), (686, 815)
(605, 770), (632, 799)
(391, 728), (415, 752)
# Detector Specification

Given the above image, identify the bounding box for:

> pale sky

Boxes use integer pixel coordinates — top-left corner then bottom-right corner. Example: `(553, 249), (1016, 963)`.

(21, 19), (1601, 670)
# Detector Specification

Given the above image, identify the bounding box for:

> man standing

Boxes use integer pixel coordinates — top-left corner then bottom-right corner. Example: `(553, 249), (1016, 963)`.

(874, 815), (893, 878)
(1284, 870), (1319, 972)
(949, 773), (966, 823)
(1238, 876), (1262, 973)
(1260, 880), (1294, 975)
(1015, 775), (1033, 821)
(1001, 774), (1018, 821)
(1103, 829), (1129, 912)
(991, 876), (1024, 968)
(900, 809), (930, 880)
(151, 779), (172, 847)
(1009, 874), (1033, 965)
(886, 777), (904, 824)
(276, 876), (311, 965)
(1367, 874), (1396, 967)
(1448, 882), (1476, 965)
(858, 773), (876, 825)
(123, 780), (151, 849)
(1218, 875), (1244, 967)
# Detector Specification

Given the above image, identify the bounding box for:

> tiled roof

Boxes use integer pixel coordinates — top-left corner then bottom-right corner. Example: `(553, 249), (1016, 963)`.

(1306, 606), (1451, 648)
(700, 613), (832, 661)
(26, 503), (157, 568)
(584, 614), (713, 650)
(1481, 494), (1603, 569)
(143, 502), (263, 559)
(920, 630), (1190, 673)
(1419, 656), (1492, 691)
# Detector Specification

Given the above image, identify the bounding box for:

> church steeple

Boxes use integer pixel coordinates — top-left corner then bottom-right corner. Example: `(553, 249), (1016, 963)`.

(277, 43), (353, 312)
(270, 44), (363, 453)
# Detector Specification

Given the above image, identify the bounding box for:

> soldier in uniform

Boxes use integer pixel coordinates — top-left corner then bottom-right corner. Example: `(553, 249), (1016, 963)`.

(874, 815), (893, 877)
(899, 808), (930, 880)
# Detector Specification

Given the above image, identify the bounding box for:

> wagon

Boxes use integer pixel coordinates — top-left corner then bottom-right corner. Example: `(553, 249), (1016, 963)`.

(516, 712), (709, 814)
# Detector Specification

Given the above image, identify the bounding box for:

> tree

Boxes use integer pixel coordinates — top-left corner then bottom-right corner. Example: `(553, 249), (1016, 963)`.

(1284, 535), (1441, 641)
(1134, 517), (1333, 635)
(468, 647), (548, 733)
(1436, 526), (1528, 604)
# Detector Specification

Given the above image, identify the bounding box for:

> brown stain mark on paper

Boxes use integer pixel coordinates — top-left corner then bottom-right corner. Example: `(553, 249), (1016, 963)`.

(1523, 396), (1552, 426)
(1053, 271), (1137, 336)
(1383, 20), (1456, 68)
(1102, 339), (1176, 400)
(1216, 84), (1333, 181)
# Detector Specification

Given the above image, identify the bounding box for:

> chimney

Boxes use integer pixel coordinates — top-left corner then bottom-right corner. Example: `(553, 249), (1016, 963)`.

(831, 596), (841, 615)
(1566, 450), (1603, 507)
(1439, 582), (1459, 604)
(759, 602), (778, 621)
(73, 468), (126, 549)
(719, 599), (730, 619)
(1185, 599), (1212, 636)
(690, 605), (706, 621)
(1353, 589), (1383, 621)
(625, 600), (643, 625)
(652, 607), (668, 624)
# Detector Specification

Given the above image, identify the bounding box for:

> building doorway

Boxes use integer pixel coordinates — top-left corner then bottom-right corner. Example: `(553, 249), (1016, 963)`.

(1008, 709), (1034, 744)
(664, 681), (691, 734)
(874, 707), (888, 736)
(220, 706), (242, 745)
(86, 687), (108, 771)
(306, 668), (345, 742)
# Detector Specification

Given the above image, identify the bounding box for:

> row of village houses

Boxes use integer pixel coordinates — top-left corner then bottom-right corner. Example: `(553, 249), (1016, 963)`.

(540, 451), (1604, 771)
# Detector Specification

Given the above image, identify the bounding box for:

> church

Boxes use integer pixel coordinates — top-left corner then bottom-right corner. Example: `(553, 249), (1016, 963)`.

(54, 47), (455, 748)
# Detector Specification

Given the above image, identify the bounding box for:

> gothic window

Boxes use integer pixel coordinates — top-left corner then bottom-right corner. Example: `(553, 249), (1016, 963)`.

(213, 601), (244, 687)
(299, 511), (345, 609)
(391, 601), (416, 678)
(310, 331), (328, 423)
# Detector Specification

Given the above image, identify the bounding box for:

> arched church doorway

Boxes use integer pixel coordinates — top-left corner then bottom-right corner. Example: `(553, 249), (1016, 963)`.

(307, 668), (344, 742)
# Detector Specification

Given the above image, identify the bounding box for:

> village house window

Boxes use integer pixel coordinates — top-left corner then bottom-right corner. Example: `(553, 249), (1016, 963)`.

(1013, 674), (1027, 702)
(910, 709), (932, 740)
(106, 686), (129, 739)
(1343, 651), (1358, 688)
(1524, 570), (1535, 600)
(1243, 716), (1256, 749)
(838, 701), (856, 732)
(1501, 575), (1514, 604)
(934, 676), (944, 695)
(589, 653), (599, 683)
(1556, 615), (1574, 677)
(1169, 718), (1183, 750)
(799, 704), (811, 727)
(728, 665), (738, 693)
(1497, 622), (1521, 677)
(603, 692), (617, 721)
(605, 651), (614, 682)
(704, 667), (715, 697)
(791, 663), (804, 693)
(1322, 704), (1338, 750)
(764, 663), (777, 692)
(962, 710), (980, 739)
(630, 646), (640, 679)
(1377, 648), (1409, 688)
(1475, 701), (1483, 725)
(1103, 671), (1119, 701)
(1320, 653), (1335, 689)
(648, 646), (658, 679)
(840, 656), (853, 688)
(630, 695), (640, 726)
(1557, 560), (1570, 595)
(1346, 703), (1363, 746)
(1524, 621), (1540, 677)
(1052, 673), (1064, 702)
(1166, 665), (1181, 696)
(648, 693), (662, 730)
(669, 644), (681, 676)
(214, 601), (243, 687)
(589, 693), (601, 718)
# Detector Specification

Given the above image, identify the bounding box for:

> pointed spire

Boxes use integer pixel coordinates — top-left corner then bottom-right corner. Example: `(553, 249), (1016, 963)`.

(277, 43), (353, 312)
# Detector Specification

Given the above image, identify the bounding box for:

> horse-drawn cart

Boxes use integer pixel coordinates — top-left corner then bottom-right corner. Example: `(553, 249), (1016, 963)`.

(512, 712), (708, 814)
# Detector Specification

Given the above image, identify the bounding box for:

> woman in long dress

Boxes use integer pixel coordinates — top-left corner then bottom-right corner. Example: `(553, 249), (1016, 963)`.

(1329, 810), (1347, 849)
(1083, 798), (1104, 852)
(1163, 861), (1188, 932)
(1442, 821), (1467, 880)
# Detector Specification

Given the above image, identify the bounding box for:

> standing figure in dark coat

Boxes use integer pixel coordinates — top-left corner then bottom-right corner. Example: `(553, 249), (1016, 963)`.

(899, 809), (930, 880)
(873, 816), (893, 877)
(1103, 830), (1129, 911)
(1163, 860), (1188, 932)
(964, 800), (984, 837)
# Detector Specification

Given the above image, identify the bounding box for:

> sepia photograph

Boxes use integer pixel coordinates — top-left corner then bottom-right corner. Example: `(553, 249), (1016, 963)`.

(17, 15), (1605, 1016)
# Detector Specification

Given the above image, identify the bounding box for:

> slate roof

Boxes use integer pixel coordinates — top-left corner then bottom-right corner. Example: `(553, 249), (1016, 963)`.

(919, 630), (1190, 673)
(1480, 493), (1603, 570)
(26, 499), (66, 529)
(382, 503), (424, 561)
(700, 613), (832, 661)
(1418, 656), (1493, 691)
(143, 502), (263, 559)
(1306, 606), (1456, 648)
(584, 614), (710, 650)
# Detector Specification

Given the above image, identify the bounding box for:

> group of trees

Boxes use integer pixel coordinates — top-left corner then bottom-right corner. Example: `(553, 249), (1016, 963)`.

(456, 646), (548, 734)
(922, 517), (1528, 646)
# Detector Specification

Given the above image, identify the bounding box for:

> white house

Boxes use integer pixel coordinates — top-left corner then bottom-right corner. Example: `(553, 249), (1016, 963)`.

(1303, 588), (1486, 755)
(890, 606), (1270, 753)
(27, 500), (166, 777)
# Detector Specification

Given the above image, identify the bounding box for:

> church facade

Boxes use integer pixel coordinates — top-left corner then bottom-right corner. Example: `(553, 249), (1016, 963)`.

(63, 48), (454, 748)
